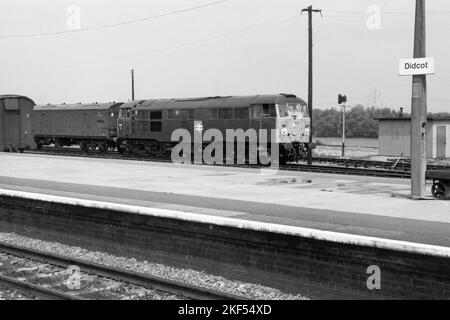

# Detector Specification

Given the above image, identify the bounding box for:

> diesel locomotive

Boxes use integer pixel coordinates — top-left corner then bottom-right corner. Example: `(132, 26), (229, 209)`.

(116, 94), (311, 163)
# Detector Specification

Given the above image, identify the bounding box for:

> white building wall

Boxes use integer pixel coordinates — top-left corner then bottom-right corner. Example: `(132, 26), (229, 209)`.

(379, 120), (450, 159)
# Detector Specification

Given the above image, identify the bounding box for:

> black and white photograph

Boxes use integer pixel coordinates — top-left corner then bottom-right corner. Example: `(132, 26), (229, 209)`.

(0, 0), (449, 309)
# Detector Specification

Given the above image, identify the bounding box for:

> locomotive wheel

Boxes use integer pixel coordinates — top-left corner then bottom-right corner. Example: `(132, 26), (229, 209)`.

(80, 143), (89, 153)
(155, 143), (166, 156)
(431, 182), (446, 199)
(98, 143), (108, 153)
(131, 144), (147, 155)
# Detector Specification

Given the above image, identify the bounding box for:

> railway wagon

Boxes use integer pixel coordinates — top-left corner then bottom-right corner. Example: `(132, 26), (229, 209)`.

(428, 170), (450, 200)
(0, 95), (36, 152)
(32, 102), (123, 152)
(117, 94), (311, 162)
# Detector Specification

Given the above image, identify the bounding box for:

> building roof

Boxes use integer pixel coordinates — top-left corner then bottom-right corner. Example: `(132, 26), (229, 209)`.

(376, 117), (450, 122)
(120, 94), (307, 110)
(34, 102), (124, 111)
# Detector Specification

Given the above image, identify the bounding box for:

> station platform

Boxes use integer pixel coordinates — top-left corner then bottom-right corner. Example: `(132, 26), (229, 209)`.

(0, 153), (449, 247)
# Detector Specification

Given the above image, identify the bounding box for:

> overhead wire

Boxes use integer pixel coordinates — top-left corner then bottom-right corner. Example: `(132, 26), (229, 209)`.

(0, 0), (228, 39)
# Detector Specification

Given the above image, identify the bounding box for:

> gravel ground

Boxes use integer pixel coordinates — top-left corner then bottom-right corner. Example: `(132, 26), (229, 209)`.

(0, 233), (308, 300)
(0, 253), (180, 300)
(0, 288), (28, 300)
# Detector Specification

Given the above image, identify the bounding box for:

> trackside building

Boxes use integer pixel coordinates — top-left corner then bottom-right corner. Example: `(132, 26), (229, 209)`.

(377, 117), (450, 159)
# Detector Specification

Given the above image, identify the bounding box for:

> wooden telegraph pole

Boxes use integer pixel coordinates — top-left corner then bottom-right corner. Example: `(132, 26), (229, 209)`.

(302, 6), (322, 165)
(410, 0), (427, 199)
(131, 69), (135, 101)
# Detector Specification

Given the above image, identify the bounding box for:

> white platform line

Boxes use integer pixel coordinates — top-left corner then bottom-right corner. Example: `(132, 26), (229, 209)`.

(0, 188), (449, 259)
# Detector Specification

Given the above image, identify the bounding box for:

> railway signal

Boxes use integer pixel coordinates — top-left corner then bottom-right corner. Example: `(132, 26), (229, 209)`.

(338, 94), (347, 105)
(338, 94), (349, 158)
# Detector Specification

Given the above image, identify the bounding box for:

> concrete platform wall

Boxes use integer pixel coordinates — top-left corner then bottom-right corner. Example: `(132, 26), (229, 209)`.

(0, 195), (449, 299)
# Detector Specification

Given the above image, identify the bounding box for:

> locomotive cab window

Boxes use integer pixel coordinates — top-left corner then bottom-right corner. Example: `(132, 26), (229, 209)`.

(252, 104), (276, 118)
(262, 104), (277, 118)
(278, 104), (308, 118)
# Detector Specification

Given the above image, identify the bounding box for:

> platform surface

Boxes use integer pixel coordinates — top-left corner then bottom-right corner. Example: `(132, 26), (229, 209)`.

(0, 153), (449, 247)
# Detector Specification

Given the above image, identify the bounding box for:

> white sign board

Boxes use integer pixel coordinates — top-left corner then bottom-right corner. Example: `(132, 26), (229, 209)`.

(399, 57), (435, 76)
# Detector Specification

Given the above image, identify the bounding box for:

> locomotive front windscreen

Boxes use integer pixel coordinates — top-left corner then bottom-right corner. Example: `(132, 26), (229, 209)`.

(278, 104), (308, 118)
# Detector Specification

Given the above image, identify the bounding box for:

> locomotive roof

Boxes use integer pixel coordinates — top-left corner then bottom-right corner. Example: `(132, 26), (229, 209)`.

(34, 102), (124, 111)
(120, 94), (306, 110)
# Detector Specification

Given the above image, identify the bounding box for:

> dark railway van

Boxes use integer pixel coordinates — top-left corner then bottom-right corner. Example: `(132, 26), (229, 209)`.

(32, 102), (123, 152)
(428, 170), (450, 200)
(0, 95), (36, 152)
(117, 94), (312, 162)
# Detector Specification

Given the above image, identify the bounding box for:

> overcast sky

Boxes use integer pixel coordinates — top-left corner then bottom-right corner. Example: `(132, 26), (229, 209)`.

(0, 0), (449, 112)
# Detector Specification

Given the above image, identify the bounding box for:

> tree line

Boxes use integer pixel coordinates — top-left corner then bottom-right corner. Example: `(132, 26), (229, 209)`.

(313, 105), (450, 138)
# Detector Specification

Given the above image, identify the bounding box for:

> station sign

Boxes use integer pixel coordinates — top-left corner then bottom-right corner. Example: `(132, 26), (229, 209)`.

(399, 57), (435, 76)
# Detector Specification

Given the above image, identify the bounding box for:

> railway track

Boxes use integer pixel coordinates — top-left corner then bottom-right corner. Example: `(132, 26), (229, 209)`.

(283, 163), (412, 179)
(0, 242), (245, 300)
(0, 273), (83, 300)
(19, 147), (448, 179)
(312, 156), (448, 172)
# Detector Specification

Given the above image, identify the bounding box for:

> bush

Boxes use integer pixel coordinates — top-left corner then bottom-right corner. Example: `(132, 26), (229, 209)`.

(313, 105), (398, 138)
